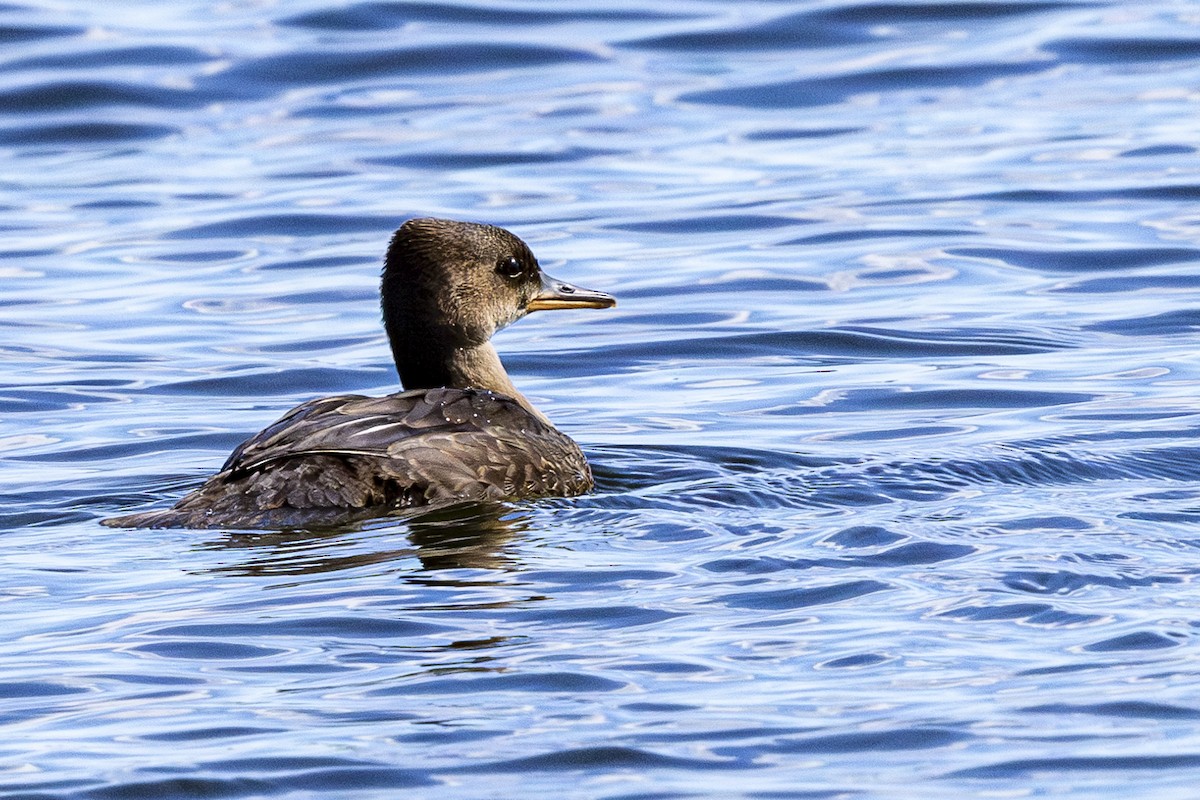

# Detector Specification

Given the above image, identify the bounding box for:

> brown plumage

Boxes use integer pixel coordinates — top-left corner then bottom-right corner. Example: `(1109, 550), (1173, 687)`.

(103, 218), (614, 529)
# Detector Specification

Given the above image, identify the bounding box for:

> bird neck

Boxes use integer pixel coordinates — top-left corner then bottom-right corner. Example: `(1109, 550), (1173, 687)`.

(390, 336), (551, 426)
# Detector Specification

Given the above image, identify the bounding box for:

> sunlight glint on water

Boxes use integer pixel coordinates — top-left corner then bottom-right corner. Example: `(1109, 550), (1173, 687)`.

(3, 1), (1200, 798)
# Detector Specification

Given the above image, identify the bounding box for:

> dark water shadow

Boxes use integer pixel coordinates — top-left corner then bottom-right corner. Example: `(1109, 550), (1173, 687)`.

(281, 2), (681, 32)
(199, 502), (528, 577)
(681, 60), (1053, 109)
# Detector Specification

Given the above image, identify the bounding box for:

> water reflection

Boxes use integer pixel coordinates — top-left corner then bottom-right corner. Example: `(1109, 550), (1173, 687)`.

(405, 503), (530, 573)
(201, 502), (528, 576)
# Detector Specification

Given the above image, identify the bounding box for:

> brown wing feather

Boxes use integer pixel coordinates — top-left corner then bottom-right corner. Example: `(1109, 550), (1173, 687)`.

(103, 388), (593, 529)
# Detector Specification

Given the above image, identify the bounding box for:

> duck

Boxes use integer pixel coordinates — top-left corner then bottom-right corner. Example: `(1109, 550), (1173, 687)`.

(103, 217), (615, 529)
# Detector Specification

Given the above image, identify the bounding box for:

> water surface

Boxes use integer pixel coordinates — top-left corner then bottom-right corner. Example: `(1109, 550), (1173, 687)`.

(4, 1), (1200, 797)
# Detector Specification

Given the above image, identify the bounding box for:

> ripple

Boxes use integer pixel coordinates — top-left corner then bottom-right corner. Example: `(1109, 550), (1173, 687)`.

(994, 515), (1093, 531)
(784, 227), (973, 245)
(823, 525), (906, 548)
(140, 726), (282, 742)
(866, 183), (1200, 206)
(19, 433), (243, 465)
(759, 387), (1095, 415)
(1052, 275), (1200, 294)
(1120, 144), (1197, 158)
(589, 443), (838, 501)
(453, 745), (742, 773)
(1085, 309), (1200, 335)
(0, 680), (88, 698)
(950, 245), (1200, 273)
(6, 44), (216, 70)
(256, 255), (372, 273)
(1083, 631), (1182, 652)
(153, 367), (378, 396)
(131, 641), (286, 660)
(0, 22), (83, 44)
(82, 768), (434, 797)
(1022, 701), (1200, 720)
(297, 768), (439, 792)
(211, 43), (602, 93)
(622, 11), (875, 51)
(0, 80), (208, 112)
(970, 184), (1200, 203)
(594, 434), (1200, 524)
(150, 616), (450, 639)
(938, 603), (1102, 626)
(716, 579), (892, 610)
(0, 121), (178, 145)
(0, 386), (125, 413)
(507, 604), (682, 628)
(629, 2), (1075, 53)
(616, 276), (827, 298)
(580, 328), (1066, 372)
(741, 126), (864, 141)
(368, 146), (615, 170)
(373, 672), (627, 695)
(522, 568), (678, 587)
(810, 1), (1079, 24)
(950, 754), (1200, 779)
(774, 727), (970, 753)
(818, 653), (892, 669)
(1049, 36), (1200, 63)
(612, 214), (804, 233)
(703, 541), (975, 574)
(1003, 570), (1182, 596)
(682, 60), (1052, 108)
(282, 2), (679, 31)
(943, 443), (1200, 486)
(164, 215), (396, 242)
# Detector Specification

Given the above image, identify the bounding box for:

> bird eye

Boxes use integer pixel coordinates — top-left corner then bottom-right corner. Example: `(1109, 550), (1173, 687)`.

(495, 255), (524, 279)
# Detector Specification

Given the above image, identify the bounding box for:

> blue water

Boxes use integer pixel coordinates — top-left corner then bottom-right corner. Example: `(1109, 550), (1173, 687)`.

(4, 0), (1200, 797)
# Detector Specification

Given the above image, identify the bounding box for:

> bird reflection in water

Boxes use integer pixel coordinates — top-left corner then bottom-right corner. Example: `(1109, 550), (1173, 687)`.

(198, 502), (530, 577)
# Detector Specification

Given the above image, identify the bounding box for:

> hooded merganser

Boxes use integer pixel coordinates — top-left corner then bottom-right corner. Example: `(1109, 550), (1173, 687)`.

(103, 217), (615, 529)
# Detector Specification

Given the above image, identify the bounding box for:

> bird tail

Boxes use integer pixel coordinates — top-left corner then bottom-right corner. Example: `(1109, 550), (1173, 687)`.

(101, 508), (192, 528)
